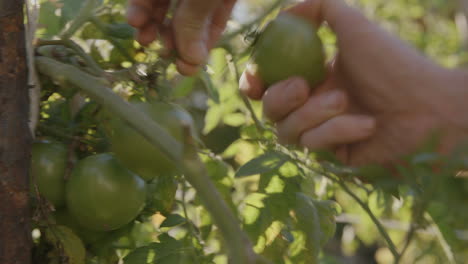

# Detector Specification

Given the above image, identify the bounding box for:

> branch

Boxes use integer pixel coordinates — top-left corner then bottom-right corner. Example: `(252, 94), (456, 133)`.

(336, 179), (400, 259)
(35, 57), (258, 264)
(225, 50), (265, 132)
(218, 0), (288, 47)
(36, 39), (106, 76)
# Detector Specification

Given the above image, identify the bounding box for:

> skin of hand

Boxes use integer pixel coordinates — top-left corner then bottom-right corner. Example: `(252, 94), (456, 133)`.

(126, 0), (236, 76)
(240, 0), (468, 167)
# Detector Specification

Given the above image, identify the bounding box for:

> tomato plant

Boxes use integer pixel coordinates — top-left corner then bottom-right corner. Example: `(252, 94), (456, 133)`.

(28, 0), (468, 264)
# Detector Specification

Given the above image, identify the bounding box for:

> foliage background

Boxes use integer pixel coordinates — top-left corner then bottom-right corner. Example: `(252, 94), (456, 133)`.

(32, 0), (468, 263)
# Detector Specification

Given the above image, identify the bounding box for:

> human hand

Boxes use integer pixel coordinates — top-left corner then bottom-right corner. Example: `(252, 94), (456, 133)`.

(240, 0), (468, 167)
(127, 0), (236, 75)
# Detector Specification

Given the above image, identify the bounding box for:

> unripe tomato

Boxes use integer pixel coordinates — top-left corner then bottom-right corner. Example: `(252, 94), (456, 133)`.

(108, 101), (195, 181)
(30, 140), (68, 207)
(66, 153), (146, 231)
(53, 210), (108, 244)
(252, 13), (326, 87)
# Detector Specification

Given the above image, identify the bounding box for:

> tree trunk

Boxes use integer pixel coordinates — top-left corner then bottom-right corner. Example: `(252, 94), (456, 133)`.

(0, 0), (32, 263)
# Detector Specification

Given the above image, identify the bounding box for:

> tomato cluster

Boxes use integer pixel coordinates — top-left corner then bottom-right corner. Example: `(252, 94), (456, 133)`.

(31, 101), (194, 244)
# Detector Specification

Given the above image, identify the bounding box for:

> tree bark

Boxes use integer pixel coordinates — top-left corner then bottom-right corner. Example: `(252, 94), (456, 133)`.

(0, 0), (32, 264)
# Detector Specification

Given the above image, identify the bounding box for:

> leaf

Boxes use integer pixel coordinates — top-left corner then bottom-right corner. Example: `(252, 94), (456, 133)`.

(123, 244), (158, 264)
(160, 214), (186, 228)
(172, 77), (197, 99)
(124, 234), (188, 264)
(105, 23), (136, 39)
(60, 0), (86, 25)
(235, 151), (290, 178)
(293, 193), (321, 263)
(199, 71), (220, 104)
(38, 2), (61, 37)
(203, 104), (223, 135)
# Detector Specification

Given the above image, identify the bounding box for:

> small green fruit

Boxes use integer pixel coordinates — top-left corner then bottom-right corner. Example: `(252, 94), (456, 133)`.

(253, 13), (326, 87)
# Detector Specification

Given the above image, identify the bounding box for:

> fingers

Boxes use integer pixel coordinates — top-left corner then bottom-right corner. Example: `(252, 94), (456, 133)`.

(127, 0), (153, 28)
(239, 64), (266, 100)
(263, 78), (311, 122)
(299, 115), (376, 150)
(208, 0), (237, 48)
(276, 89), (347, 144)
(173, 0), (223, 66)
(128, 0), (171, 46)
(136, 23), (158, 46)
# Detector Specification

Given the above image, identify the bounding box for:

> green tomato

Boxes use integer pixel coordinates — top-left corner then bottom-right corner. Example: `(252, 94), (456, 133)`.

(108, 101), (195, 181)
(30, 140), (68, 207)
(252, 13), (326, 87)
(53, 210), (108, 244)
(66, 153), (147, 231)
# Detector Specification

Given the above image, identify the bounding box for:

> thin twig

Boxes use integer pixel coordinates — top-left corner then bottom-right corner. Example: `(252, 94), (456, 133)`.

(424, 213), (457, 264)
(226, 51), (265, 132)
(218, 0), (288, 47)
(336, 179), (400, 259)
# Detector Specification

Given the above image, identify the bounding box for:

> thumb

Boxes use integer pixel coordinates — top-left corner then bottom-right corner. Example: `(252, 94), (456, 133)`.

(173, 0), (222, 66)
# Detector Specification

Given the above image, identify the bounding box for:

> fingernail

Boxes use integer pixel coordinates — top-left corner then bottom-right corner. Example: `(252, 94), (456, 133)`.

(322, 90), (343, 109)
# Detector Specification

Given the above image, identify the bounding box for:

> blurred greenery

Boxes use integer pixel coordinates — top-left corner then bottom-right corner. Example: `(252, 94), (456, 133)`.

(30, 0), (468, 264)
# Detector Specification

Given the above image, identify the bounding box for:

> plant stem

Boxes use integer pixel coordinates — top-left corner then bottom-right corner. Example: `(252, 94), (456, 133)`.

(424, 213), (456, 264)
(35, 57), (257, 264)
(336, 179), (400, 259)
(36, 39), (105, 76)
(226, 51), (265, 132)
(218, 0), (287, 47)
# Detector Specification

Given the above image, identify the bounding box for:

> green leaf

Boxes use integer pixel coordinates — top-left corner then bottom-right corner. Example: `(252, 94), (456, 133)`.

(124, 234), (188, 264)
(60, 0), (86, 25)
(160, 214), (186, 228)
(172, 77), (197, 99)
(199, 71), (220, 104)
(235, 151), (290, 177)
(105, 23), (136, 39)
(38, 2), (62, 37)
(203, 104), (223, 134)
(123, 244), (158, 264)
(293, 193), (321, 263)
